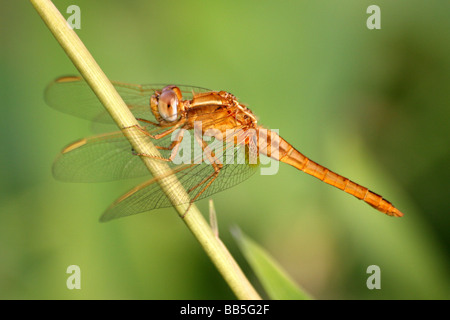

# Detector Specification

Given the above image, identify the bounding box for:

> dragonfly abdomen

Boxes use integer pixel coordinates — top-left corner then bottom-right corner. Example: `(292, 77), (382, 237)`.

(272, 134), (403, 217)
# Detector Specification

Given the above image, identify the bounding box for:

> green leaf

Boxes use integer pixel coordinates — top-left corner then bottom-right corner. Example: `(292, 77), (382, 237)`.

(232, 227), (312, 300)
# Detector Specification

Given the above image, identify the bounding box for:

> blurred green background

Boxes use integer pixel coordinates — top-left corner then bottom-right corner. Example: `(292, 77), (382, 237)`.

(0, 0), (449, 299)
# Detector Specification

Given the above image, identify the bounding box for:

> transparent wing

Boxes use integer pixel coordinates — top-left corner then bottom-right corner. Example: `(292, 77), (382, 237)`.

(52, 124), (187, 182)
(53, 131), (148, 182)
(52, 122), (259, 184)
(45, 76), (212, 123)
(100, 139), (259, 222)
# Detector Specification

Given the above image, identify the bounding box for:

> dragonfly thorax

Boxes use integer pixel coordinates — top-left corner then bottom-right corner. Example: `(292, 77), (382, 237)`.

(234, 104), (258, 128)
(216, 90), (258, 128)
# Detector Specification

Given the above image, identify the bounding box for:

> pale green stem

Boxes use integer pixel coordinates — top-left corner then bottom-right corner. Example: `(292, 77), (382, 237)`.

(30, 0), (261, 300)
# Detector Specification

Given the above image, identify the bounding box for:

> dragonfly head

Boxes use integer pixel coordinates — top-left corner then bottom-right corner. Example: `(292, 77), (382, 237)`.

(150, 86), (186, 124)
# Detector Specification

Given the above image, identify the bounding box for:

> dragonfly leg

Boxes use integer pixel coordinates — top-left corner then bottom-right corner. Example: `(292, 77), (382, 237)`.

(182, 135), (224, 218)
(136, 118), (159, 126)
(123, 124), (159, 139)
(123, 119), (185, 140)
(132, 126), (185, 162)
(182, 164), (223, 218)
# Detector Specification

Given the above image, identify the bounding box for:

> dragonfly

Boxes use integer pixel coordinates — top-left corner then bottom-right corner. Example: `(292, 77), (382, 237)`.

(46, 76), (404, 222)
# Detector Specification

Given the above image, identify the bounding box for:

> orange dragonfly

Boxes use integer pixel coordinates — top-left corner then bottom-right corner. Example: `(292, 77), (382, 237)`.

(46, 76), (403, 221)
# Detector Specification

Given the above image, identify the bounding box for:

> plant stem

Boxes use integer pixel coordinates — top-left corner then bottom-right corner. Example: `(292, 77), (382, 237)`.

(31, 0), (261, 300)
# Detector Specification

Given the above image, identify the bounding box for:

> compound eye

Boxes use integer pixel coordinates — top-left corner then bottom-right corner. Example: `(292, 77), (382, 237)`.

(157, 90), (179, 122)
